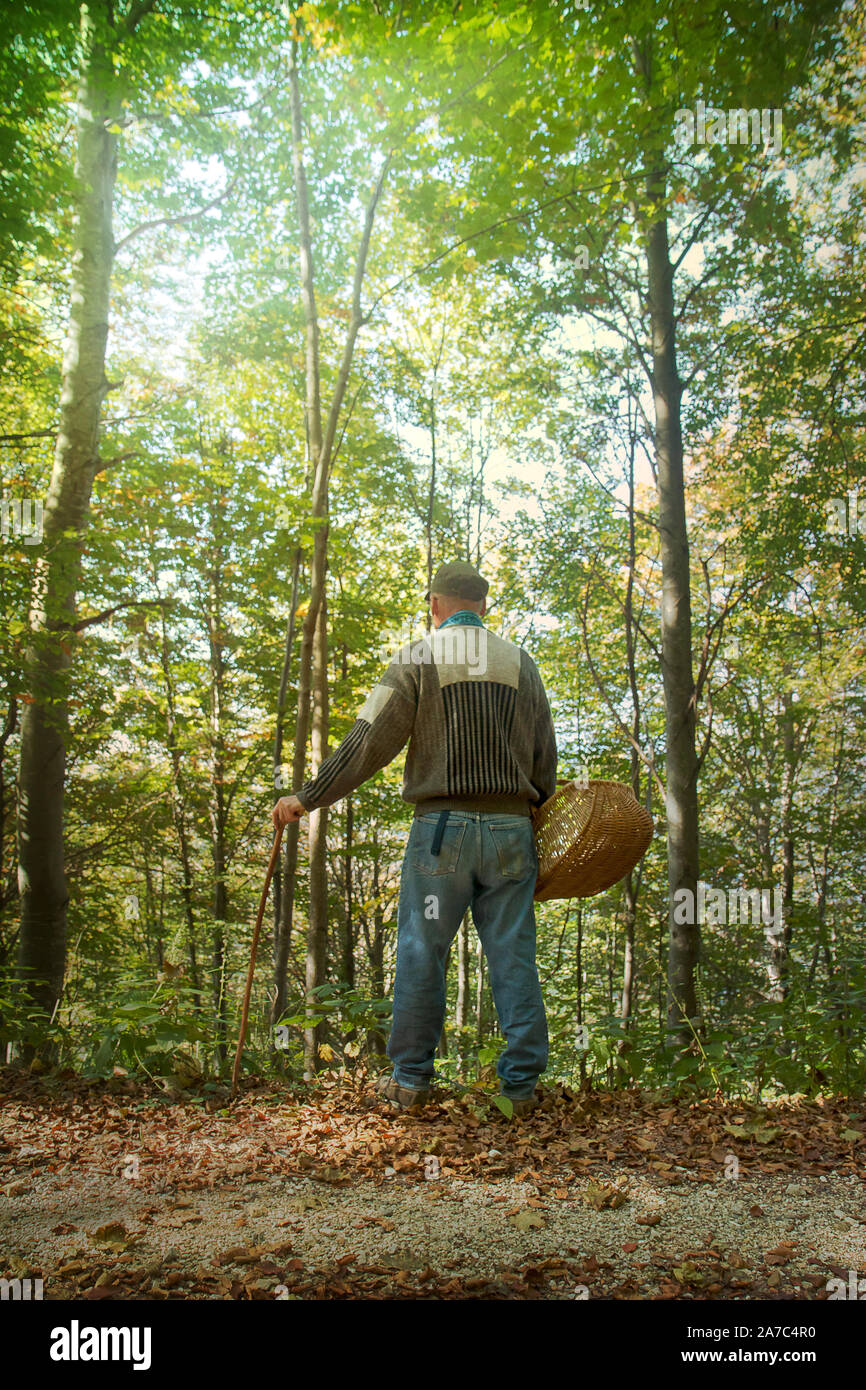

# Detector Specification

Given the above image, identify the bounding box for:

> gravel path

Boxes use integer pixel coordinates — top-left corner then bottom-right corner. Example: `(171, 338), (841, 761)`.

(2, 1073), (864, 1299)
(3, 1158), (865, 1299)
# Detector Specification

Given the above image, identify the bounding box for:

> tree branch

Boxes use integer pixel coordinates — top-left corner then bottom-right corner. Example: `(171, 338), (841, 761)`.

(71, 598), (171, 634)
(114, 178), (239, 253)
(0, 428), (56, 445)
(94, 449), (141, 475)
(367, 168), (654, 318)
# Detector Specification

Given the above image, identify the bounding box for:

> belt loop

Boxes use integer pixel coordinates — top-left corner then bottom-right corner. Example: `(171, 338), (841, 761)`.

(430, 809), (450, 855)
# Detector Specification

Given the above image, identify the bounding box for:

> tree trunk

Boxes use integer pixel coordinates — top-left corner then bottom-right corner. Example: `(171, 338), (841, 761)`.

(806, 729), (842, 988)
(16, 3), (124, 1029)
(154, 577), (201, 1009)
(767, 690), (795, 1002)
(0, 697), (18, 966)
(340, 793), (355, 989)
(475, 935), (485, 1043)
(365, 828), (387, 1056)
(424, 374), (437, 615)
(304, 590), (330, 1075)
(272, 545), (302, 942)
(619, 420), (643, 1045)
(575, 903), (586, 1087)
(645, 161), (701, 1048)
(620, 881), (637, 1028)
(273, 45), (386, 1033)
(272, 45), (328, 1031)
(456, 911), (470, 1030)
(207, 532), (230, 1067)
(438, 945), (450, 1058)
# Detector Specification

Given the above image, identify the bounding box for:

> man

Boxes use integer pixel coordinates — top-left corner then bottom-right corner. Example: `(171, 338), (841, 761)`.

(273, 560), (557, 1116)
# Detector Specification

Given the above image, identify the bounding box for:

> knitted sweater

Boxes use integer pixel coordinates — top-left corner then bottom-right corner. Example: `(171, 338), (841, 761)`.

(297, 623), (557, 818)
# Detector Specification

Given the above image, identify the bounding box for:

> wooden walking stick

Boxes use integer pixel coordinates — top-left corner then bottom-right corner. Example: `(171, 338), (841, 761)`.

(231, 823), (284, 1097)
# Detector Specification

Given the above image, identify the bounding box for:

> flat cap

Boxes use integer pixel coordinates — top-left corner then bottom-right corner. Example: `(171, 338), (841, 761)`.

(425, 560), (489, 602)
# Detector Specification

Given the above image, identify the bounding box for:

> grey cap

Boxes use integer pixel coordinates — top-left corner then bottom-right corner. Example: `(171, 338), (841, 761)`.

(425, 560), (489, 602)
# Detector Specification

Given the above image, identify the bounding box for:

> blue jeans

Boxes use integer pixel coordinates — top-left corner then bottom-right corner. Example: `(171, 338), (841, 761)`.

(386, 811), (548, 1099)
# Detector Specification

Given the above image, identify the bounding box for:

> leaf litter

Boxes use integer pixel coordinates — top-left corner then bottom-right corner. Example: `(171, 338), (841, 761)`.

(1, 1066), (864, 1300)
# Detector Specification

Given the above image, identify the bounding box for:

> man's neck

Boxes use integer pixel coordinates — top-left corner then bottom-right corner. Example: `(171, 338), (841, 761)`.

(438, 609), (485, 630)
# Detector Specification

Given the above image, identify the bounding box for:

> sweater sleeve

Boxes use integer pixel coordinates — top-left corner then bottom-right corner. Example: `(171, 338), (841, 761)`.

(530, 664), (558, 807)
(296, 660), (418, 812)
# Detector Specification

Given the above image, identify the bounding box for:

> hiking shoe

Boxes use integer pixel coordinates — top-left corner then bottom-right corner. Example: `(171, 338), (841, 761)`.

(502, 1086), (543, 1117)
(376, 1071), (431, 1111)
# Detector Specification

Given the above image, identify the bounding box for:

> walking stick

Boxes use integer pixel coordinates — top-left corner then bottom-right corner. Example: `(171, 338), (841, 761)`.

(231, 823), (284, 1098)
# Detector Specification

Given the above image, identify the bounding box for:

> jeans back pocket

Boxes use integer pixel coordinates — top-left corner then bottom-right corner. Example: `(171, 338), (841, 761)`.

(489, 821), (536, 881)
(411, 818), (467, 875)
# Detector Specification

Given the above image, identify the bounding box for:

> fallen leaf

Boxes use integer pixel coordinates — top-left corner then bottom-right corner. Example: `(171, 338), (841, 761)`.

(765, 1243), (795, 1265)
(88, 1222), (129, 1248)
(583, 1181), (629, 1211)
(508, 1209), (546, 1231)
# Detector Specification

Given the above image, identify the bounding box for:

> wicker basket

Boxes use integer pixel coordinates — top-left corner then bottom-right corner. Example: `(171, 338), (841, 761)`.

(532, 779), (653, 902)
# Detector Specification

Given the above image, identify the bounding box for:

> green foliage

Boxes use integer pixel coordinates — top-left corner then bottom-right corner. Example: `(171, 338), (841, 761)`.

(0, 0), (863, 1107)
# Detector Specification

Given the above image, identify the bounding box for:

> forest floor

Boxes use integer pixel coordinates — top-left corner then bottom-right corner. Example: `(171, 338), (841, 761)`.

(1, 1067), (864, 1301)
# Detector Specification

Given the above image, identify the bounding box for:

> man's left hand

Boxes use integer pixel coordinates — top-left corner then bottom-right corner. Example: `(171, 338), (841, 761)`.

(273, 795), (306, 828)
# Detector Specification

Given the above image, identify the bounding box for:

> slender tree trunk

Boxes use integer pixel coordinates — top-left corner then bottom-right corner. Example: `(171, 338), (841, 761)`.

(0, 697), (18, 963)
(211, 886), (228, 1066)
(16, 2), (126, 1029)
(273, 46), (386, 1034)
(620, 882), (637, 1027)
(340, 792), (355, 989)
(273, 48), (328, 1031)
(158, 857), (167, 966)
(272, 715), (305, 1027)
(645, 160), (700, 1047)
(767, 691), (795, 1002)
(272, 545), (302, 941)
(304, 590), (330, 1075)
(575, 903), (586, 1087)
(154, 581), (201, 1009)
(438, 946), (450, 1059)
(365, 830), (386, 1055)
(176, 816), (200, 1008)
(807, 724), (842, 986)
(456, 912), (469, 1030)
(606, 918), (615, 1086)
(211, 831), (228, 1066)
(424, 374), (437, 615)
(475, 935), (485, 1043)
(619, 420), (643, 1043)
(207, 544), (230, 1068)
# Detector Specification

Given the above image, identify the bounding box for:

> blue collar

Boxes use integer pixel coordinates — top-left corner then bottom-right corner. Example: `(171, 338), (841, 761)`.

(438, 609), (485, 630)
